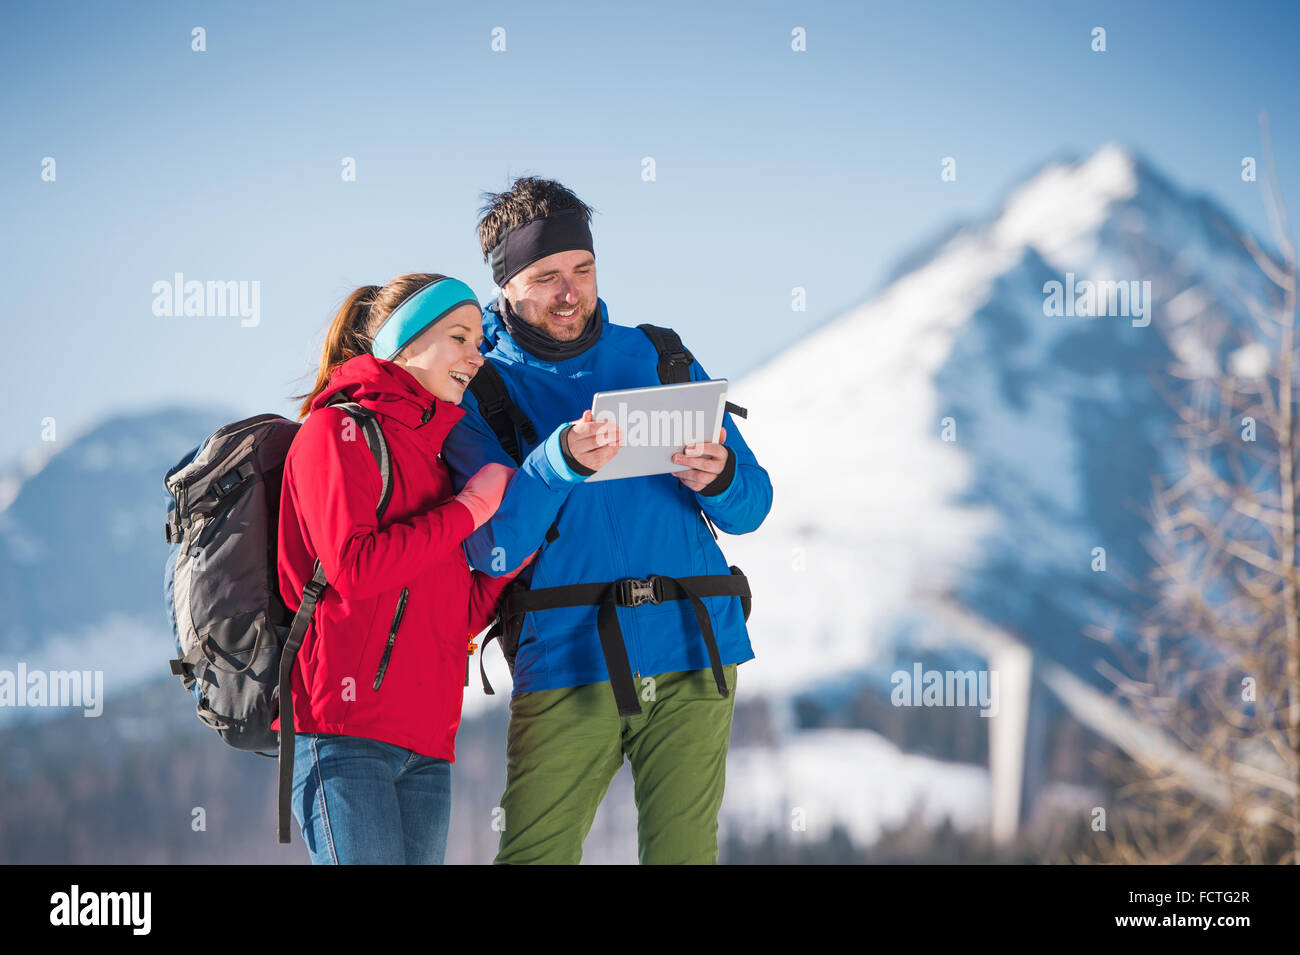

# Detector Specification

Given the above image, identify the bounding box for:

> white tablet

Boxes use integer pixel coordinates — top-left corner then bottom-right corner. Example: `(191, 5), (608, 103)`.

(585, 379), (728, 482)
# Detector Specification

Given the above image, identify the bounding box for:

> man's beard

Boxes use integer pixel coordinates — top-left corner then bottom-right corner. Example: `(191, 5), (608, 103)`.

(538, 301), (592, 341)
(500, 290), (602, 361)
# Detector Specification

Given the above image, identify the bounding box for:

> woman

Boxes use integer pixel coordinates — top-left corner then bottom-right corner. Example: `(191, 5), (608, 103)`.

(274, 272), (532, 864)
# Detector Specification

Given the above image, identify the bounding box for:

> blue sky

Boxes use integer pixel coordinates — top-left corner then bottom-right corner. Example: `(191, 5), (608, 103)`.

(1, 0), (1297, 467)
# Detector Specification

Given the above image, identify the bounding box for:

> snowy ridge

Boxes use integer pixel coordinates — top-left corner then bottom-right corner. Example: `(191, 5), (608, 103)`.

(0, 406), (235, 717)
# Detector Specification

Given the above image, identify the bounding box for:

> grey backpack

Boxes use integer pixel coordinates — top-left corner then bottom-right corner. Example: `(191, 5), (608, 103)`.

(163, 398), (391, 843)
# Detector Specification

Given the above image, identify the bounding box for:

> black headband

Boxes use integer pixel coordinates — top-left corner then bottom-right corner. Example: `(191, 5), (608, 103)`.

(490, 209), (594, 288)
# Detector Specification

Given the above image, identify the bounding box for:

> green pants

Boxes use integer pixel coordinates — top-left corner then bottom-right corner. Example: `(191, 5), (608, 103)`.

(493, 663), (739, 865)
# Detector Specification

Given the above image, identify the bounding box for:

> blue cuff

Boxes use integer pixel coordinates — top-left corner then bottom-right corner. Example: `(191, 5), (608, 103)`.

(541, 423), (589, 484)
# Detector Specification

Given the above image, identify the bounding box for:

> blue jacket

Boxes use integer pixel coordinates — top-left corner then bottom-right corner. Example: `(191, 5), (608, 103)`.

(441, 296), (773, 695)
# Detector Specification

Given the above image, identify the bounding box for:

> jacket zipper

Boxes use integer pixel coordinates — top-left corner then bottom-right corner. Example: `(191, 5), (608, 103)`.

(372, 587), (409, 691)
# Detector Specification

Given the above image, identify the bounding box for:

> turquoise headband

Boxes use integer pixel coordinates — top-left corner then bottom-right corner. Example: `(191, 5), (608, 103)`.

(370, 277), (480, 360)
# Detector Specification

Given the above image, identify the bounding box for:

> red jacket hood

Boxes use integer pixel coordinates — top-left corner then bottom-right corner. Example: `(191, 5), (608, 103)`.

(311, 354), (466, 451)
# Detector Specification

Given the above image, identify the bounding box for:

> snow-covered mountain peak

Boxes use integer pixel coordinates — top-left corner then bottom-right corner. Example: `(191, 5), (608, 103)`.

(722, 143), (1269, 696)
(992, 142), (1141, 260)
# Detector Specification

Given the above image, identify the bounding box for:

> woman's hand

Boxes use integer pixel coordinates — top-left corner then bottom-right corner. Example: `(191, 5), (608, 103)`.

(455, 463), (515, 530)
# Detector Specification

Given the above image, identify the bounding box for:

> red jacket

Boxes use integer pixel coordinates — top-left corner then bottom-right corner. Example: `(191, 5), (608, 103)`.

(272, 354), (512, 761)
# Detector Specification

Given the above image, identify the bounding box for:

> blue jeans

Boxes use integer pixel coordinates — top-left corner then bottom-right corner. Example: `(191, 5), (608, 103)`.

(291, 732), (452, 864)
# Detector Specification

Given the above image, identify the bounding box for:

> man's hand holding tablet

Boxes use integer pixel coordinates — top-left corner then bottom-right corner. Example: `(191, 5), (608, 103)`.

(562, 409), (626, 473)
(582, 379), (730, 483)
(671, 425), (729, 492)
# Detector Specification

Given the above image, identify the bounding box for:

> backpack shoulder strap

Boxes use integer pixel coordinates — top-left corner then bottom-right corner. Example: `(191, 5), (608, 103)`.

(638, 324), (748, 419)
(466, 359), (537, 466)
(277, 558), (326, 842)
(637, 324), (694, 384)
(327, 400), (393, 520)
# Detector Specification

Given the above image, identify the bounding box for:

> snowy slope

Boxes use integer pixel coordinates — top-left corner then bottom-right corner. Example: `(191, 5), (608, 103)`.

(720, 143), (1278, 700)
(721, 729), (991, 845)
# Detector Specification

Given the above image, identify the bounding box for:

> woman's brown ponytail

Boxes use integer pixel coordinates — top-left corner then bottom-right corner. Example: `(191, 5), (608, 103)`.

(294, 273), (448, 419)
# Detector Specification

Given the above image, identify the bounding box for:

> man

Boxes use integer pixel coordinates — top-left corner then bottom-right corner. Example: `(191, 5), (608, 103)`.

(441, 176), (772, 864)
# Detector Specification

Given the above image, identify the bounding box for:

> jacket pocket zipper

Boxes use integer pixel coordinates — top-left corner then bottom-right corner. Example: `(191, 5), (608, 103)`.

(372, 587), (409, 691)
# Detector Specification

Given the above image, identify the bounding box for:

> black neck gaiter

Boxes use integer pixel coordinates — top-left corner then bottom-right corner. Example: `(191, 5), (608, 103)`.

(498, 291), (603, 363)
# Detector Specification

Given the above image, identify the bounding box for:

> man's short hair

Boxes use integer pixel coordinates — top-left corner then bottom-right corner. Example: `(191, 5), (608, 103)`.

(476, 176), (596, 264)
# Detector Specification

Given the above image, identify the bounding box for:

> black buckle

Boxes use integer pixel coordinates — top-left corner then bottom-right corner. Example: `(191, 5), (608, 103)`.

(615, 576), (662, 608)
(302, 579), (327, 603)
(664, 351), (691, 368)
(212, 469), (242, 500)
